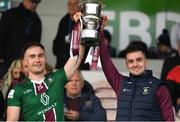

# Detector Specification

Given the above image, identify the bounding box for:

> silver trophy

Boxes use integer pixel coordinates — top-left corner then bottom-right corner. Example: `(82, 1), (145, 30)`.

(80, 0), (103, 46)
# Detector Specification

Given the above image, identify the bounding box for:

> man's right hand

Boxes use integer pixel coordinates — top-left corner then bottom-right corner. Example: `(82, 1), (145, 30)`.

(73, 12), (82, 22)
(177, 98), (180, 105)
(64, 109), (80, 120)
(100, 15), (108, 31)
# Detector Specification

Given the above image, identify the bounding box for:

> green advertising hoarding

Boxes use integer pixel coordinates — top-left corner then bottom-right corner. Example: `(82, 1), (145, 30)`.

(102, 0), (180, 51)
(0, 0), (10, 11)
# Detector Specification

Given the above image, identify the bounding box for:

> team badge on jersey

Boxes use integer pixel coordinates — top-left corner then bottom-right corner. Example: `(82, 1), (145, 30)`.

(8, 89), (15, 98)
(48, 77), (54, 83)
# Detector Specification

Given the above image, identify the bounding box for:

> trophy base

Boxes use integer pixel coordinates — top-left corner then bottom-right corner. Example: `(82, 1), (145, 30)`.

(81, 37), (99, 47)
(81, 29), (99, 46)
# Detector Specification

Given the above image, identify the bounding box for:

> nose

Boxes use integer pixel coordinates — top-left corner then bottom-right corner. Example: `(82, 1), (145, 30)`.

(132, 61), (138, 67)
(30, 3), (38, 12)
(35, 57), (40, 62)
(71, 80), (77, 86)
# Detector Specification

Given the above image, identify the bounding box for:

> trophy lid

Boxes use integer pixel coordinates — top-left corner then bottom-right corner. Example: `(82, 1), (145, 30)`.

(80, 0), (104, 9)
(81, 0), (102, 4)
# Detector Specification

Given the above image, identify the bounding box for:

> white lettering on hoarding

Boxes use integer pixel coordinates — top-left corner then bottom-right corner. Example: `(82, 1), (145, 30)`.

(156, 12), (180, 42)
(102, 10), (115, 34)
(102, 10), (180, 51)
(120, 11), (151, 50)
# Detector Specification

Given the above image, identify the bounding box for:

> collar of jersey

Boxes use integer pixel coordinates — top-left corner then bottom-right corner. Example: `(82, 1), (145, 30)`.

(31, 77), (45, 84)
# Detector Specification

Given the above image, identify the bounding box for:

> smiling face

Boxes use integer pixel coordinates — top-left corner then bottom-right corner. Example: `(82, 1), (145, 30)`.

(23, 46), (46, 76)
(65, 71), (84, 98)
(126, 51), (147, 76)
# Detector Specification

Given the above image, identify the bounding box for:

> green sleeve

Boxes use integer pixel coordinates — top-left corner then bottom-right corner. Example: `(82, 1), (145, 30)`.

(52, 68), (68, 86)
(7, 86), (22, 107)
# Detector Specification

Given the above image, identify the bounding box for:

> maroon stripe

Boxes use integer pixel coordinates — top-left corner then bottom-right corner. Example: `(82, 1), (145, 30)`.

(44, 109), (55, 121)
(90, 46), (100, 69)
(72, 22), (80, 56)
(35, 82), (47, 94)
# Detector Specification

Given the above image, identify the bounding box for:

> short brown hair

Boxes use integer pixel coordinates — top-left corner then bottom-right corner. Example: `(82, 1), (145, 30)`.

(20, 42), (45, 59)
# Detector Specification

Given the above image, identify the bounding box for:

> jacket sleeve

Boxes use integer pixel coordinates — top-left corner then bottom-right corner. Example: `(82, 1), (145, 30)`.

(0, 91), (5, 119)
(0, 12), (11, 59)
(32, 13), (42, 43)
(99, 31), (123, 96)
(78, 95), (107, 121)
(165, 80), (177, 106)
(160, 58), (171, 81)
(156, 85), (175, 121)
(52, 18), (66, 56)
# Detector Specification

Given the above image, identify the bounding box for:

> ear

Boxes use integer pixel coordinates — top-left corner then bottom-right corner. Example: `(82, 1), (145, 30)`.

(65, 83), (68, 89)
(125, 59), (129, 69)
(22, 58), (28, 66)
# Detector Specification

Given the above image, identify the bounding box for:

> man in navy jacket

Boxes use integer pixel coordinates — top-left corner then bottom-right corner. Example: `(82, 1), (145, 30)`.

(64, 70), (106, 121)
(99, 32), (174, 121)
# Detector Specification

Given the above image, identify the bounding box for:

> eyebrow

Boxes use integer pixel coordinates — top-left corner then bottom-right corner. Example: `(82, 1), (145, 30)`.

(136, 57), (143, 60)
(127, 57), (143, 61)
(28, 52), (44, 57)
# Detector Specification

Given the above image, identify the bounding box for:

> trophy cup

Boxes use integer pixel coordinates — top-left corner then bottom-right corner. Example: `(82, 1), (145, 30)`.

(80, 0), (103, 46)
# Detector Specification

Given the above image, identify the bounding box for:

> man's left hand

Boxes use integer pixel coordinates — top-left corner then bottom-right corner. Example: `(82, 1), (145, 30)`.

(64, 109), (80, 120)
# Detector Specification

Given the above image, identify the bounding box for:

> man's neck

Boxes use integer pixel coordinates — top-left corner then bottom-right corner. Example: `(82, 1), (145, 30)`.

(28, 73), (45, 81)
(67, 93), (81, 99)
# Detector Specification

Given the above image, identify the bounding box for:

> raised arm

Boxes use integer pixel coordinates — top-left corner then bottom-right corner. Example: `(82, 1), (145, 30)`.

(7, 106), (20, 121)
(99, 16), (123, 95)
(64, 12), (85, 80)
(64, 44), (85, 80)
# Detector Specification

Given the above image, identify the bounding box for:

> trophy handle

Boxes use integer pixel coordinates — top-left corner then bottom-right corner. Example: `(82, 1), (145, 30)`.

(79, 16), (83, 31)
